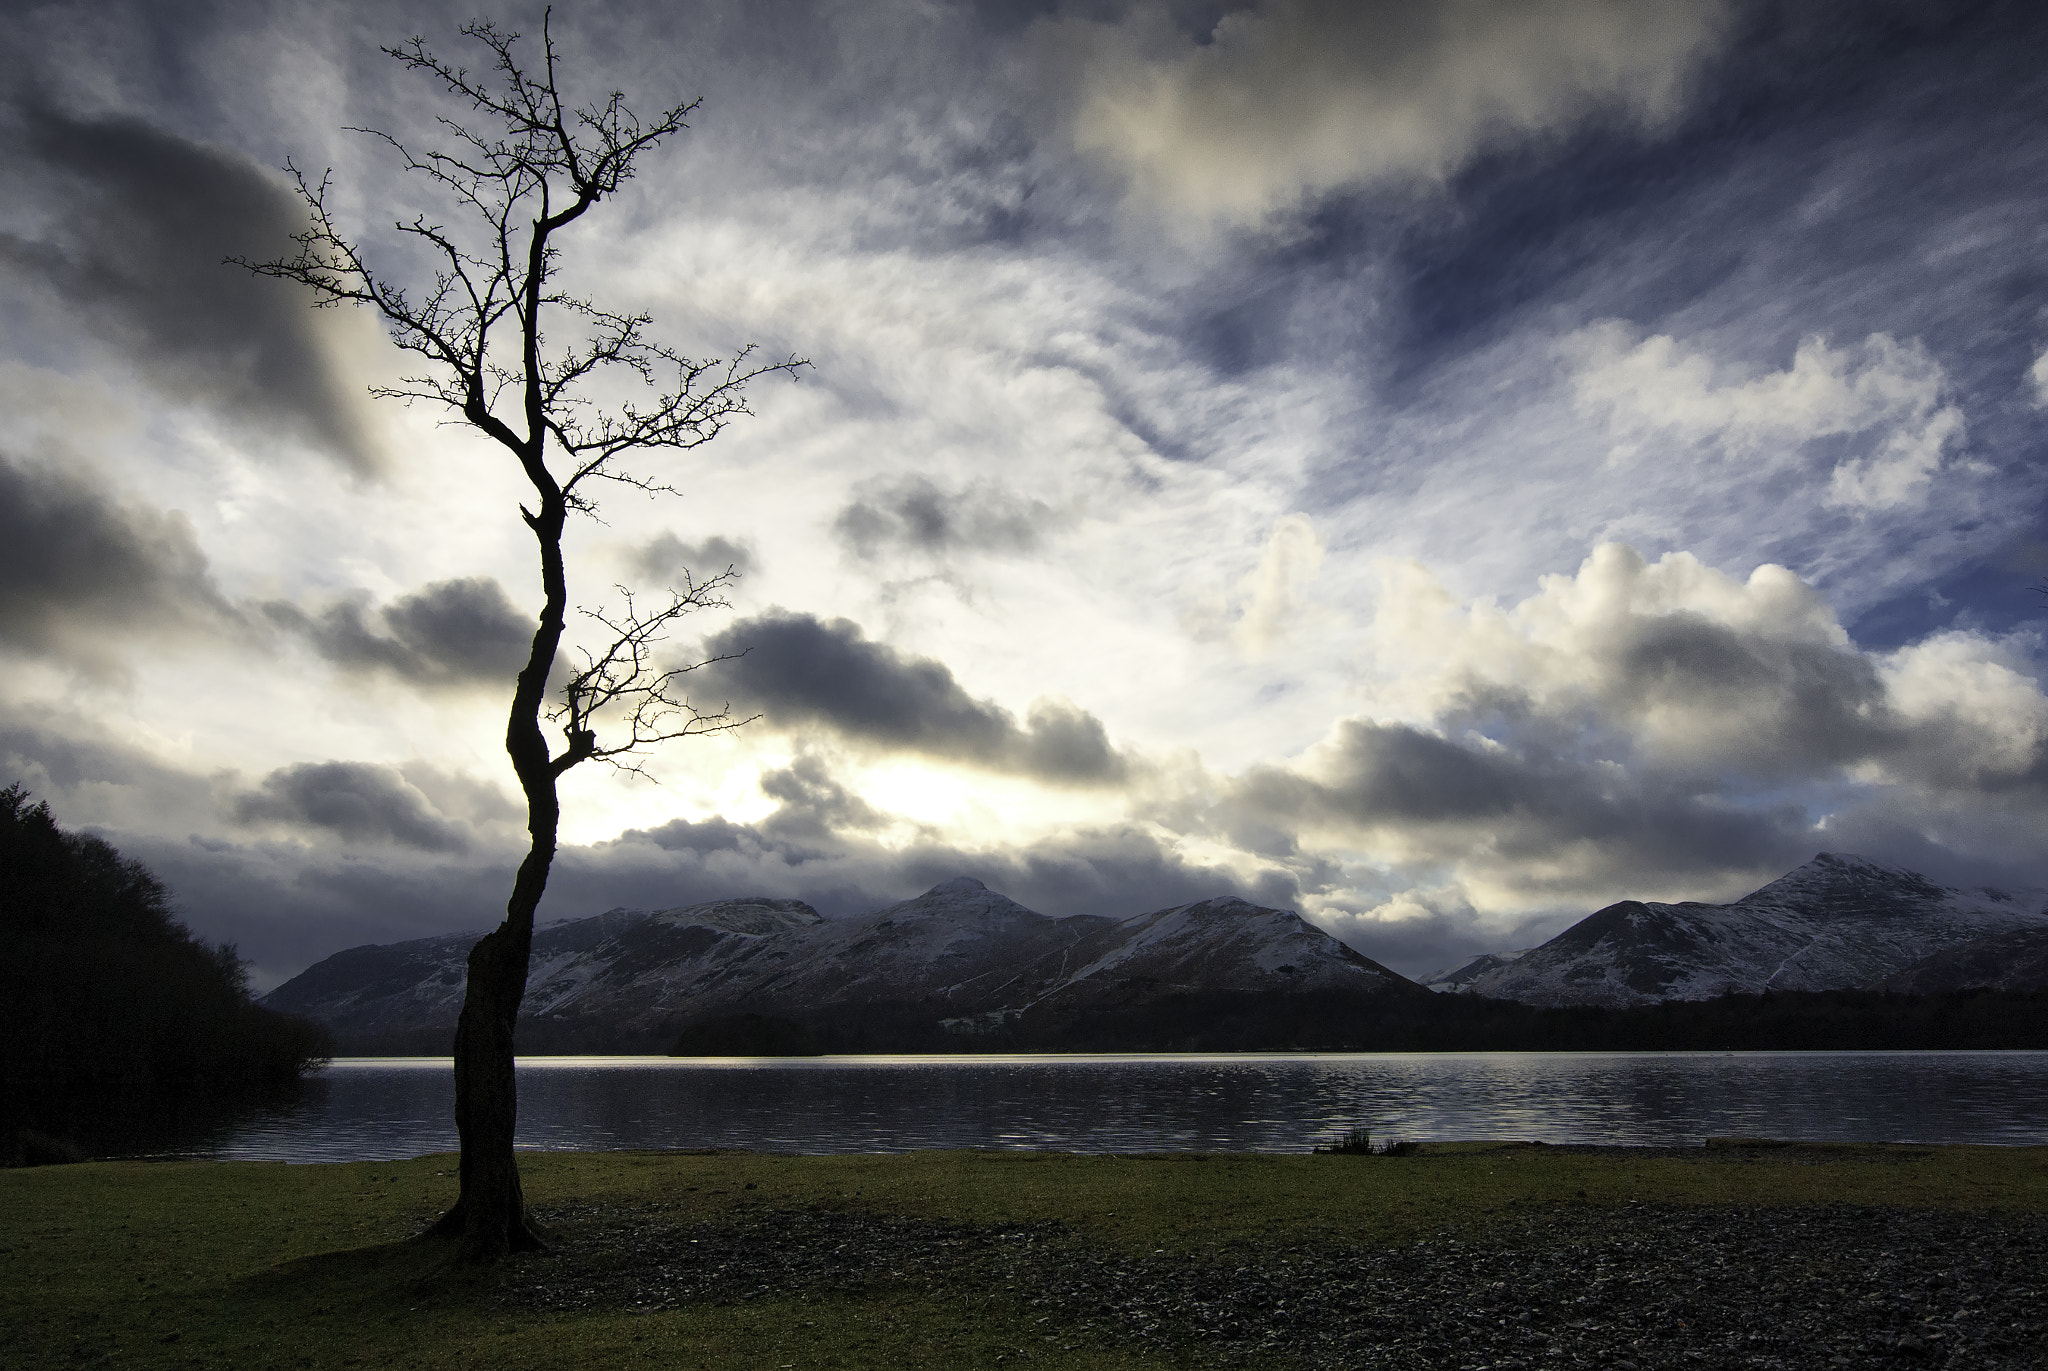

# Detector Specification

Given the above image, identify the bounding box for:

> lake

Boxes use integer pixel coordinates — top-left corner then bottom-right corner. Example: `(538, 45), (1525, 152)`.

(184, 1051), (2048, 1163)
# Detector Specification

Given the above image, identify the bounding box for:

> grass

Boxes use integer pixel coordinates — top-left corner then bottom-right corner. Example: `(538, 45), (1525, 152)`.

(4, 1143), (2045, 1369)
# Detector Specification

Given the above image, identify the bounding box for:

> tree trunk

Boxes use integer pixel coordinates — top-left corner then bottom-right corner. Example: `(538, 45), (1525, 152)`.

(428, 491), (569, 1263)
(425, 843), (555, 1258)
(427, 897), (549, 1259)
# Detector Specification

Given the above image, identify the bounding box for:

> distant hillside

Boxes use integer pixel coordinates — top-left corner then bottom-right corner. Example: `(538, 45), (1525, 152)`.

(1421, 949), (1528, 993)
(1884, 928), (2048, 995)
(266, 877), (1421, 1053)
(264, 896), (825, 1052)
(1, 785), (332, 1163)
(1440, 854), (2048, 1007)
(268, 854), (2048, 1054)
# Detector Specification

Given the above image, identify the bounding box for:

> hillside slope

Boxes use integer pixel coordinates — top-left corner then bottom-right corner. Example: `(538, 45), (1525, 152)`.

(265, 878), (1416, 1050)
(1458, 854), (2048, 1007)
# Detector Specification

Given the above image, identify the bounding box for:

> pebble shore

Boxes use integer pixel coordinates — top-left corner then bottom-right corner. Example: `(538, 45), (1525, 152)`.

(505, 1200), (2048, 1368)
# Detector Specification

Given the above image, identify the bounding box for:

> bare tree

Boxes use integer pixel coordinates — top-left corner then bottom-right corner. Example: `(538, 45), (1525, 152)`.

(244, 14), (802, 1261)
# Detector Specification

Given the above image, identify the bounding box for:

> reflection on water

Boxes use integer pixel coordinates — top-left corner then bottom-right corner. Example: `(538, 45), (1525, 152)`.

(194, 1051), (2048, 1163)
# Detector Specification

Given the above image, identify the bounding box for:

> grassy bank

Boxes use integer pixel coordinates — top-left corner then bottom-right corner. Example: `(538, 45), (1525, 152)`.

(4, 1144), (2045, 1369)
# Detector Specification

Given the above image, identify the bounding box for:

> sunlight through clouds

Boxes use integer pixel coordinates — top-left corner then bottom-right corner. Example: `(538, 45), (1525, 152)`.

(1, 0), (2044, 986)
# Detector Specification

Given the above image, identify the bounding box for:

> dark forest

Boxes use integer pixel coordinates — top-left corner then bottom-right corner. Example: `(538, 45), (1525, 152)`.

(1, 785), (332, 1164)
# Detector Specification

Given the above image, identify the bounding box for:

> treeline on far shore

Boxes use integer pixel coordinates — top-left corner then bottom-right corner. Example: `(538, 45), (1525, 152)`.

(654, 984), (2048, 1056)
(333, 981), (2048, 1057)
(1, 786), (333, 1165)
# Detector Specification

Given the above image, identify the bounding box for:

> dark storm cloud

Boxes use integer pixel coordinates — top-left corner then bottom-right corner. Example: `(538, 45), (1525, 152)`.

(629, 532), (756, 582)
(834, 475), (1056, 560)
(702, 610), (1127, 783)
(756, 753), (890, 847)
(381, 579), (533, 680)
(0, 715), (525, 990)
(637, 814), (753, 856)
(1257, 722), (1542, 824)
(1230, 719), (1813, 892)
(0, 715), (217, 823)
(263, 577), (531, 689)
(0, 449), (235, 660)
(230, 761), (469, 852)
(1317, 894), (1576, 983)
(1598, 612), (1900, 771)
(0, 102), (377, 471)
(113, 831), (515, 993)
(629, 754), (892, 861)
(708, 611), (1003, 751)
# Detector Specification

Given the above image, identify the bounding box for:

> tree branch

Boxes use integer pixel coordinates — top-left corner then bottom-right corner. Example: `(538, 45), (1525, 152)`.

(547, 580), (757, 780)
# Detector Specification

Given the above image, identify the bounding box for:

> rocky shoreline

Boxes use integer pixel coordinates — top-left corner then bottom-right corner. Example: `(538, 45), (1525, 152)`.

(501, 1198), (2048, 1368)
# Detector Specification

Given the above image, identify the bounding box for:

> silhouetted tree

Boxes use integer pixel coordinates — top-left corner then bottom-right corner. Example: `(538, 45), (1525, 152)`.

(244, 14), (801, 1260)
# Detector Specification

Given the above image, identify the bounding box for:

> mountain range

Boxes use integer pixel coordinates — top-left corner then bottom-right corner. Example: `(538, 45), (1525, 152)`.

(266, 854), (2048, 1052)
(1424, 853), (2048, 1007)
(266, 877), (1415, 1052)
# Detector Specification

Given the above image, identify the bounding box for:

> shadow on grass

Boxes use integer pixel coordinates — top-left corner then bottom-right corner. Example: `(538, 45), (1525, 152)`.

(240, 1230), (509, 1308)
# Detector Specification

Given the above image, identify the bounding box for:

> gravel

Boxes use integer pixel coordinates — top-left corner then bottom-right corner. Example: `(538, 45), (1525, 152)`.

(499, 1201), (2048, 1369)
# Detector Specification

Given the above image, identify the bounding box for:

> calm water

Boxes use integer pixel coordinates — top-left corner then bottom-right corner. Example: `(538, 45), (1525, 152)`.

(185, 1051), (2048, 1162)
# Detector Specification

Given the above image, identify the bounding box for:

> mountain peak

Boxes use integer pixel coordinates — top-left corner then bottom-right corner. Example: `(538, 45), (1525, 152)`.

(1810, 852), (1890, 872)
(1169, 896), (1268, 919)
(1454, 854), (2048, 1007)
(1740, 851), (1942, 909)
(873, 877), (1042, 926)
(651, 897), (822, 936)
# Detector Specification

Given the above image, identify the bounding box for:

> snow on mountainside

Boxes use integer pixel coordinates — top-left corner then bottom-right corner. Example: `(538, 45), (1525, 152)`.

(1421, 949), (1528, 994)
(709, 876), (1118, 1016)
(263, 897), (822, 1044)
(1040, 896), (1407, 1008)
(263, 878), (1415, 1046)
(1459, 853), (2048, 1007)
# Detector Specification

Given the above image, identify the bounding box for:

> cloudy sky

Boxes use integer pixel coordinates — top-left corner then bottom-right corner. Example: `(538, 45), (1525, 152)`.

(4, 0), (2046, 990)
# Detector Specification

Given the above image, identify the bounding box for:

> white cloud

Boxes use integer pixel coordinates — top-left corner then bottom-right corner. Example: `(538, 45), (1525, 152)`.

(1360, 544), (1856, 760)
(1206, 543), (2048, 928)
(1877, 632), (2048, 791)
(1233, 514), (1325, 655)
(1569, 323), (1966, 509)
(1033, 0), (1732, 226)
(1356, 542), (2047, 792)
(2030, 346), (2048, 406)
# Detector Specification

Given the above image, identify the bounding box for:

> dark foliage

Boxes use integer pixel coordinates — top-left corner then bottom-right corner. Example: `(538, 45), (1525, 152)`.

(1480, 986), (2048, 1051)
(648, 984), (2048, 1057)
(1311, 1126), (1417, 1156)
(669, 1013), (821, 1056)
(0, 784), (332, 1162)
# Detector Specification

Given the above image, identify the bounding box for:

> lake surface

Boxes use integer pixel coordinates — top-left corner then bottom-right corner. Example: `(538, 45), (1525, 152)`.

(184, 1051), (2048, 1163)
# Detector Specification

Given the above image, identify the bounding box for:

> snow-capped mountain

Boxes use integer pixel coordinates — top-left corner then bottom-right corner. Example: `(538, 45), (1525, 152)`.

(1452, 854), (2048, 1007)
(1420, 949), (1528, 994)
(264, 877), (1416, 1049)
(263, 896), (823, 1047)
